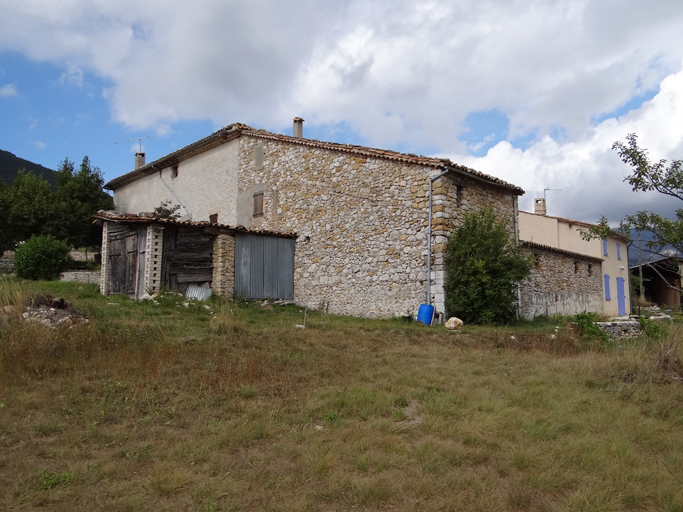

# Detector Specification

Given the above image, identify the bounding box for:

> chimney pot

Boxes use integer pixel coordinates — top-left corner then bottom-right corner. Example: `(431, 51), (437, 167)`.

(293, 117), (304, 138)
(534, 198), (547, 216)
(135, 152), (146, 170)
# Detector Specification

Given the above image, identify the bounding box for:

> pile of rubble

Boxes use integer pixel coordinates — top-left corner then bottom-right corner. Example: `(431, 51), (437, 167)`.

(20, 295), (89, 329)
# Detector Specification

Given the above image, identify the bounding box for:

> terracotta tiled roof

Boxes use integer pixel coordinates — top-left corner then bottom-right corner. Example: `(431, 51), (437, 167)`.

(93, 211), (297, 239)
(522, 240), (604, 263)
(105, 123), (524, 194)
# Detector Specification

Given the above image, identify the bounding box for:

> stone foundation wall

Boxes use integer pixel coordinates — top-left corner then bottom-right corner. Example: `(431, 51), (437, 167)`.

(238, 136), (518, 318)
(59, 271), (101, 284)
(212, 234), (235, 297)
(521, 248), (603, 319)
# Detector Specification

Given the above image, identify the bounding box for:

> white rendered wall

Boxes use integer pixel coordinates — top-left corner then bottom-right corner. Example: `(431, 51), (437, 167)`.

(113, 139), (240, 224)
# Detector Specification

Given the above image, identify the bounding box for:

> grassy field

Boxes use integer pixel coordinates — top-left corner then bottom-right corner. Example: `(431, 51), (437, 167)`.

(1, 277), (683, 511)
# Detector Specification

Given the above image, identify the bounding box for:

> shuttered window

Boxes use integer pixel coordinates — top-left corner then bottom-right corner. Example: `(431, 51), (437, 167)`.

(604, 274), (611, 300)
(253, 192), (264, 216)
(603, 239), (608, 256)
(617, 242), (621, 260)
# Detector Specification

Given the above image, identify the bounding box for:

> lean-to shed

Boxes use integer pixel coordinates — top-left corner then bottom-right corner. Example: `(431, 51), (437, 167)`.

(95, 212), (297, 300)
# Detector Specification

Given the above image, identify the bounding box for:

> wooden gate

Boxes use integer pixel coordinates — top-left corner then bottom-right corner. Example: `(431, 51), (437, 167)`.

(108, 225), (142, 297)
(234, 233), (294, 300)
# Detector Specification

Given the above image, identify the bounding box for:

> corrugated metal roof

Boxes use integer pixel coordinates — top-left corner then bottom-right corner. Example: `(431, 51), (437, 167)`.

(93, 211), (298, 239)
(105, 122), (524, 194)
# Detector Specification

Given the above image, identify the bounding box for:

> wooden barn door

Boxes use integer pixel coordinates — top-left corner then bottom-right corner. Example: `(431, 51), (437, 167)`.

(235, 234), (294, 300)
(108, 226), (139, 297)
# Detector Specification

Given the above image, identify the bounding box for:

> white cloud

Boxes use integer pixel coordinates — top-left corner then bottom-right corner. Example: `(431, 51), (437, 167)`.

(447, 65), (683, 224)
(1, 0), (683, 224)
(0, 83), (18, 97)
(34, 140), (46, 150)
(60, 65), (84, 87)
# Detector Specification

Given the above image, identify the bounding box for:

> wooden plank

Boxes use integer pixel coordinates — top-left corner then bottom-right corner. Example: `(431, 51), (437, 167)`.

(177, 273), (213, 283)
(169, 265), (214, 273)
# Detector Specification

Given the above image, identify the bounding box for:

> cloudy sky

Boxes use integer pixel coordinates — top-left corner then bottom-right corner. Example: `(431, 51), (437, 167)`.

(1, 0), (682, 223)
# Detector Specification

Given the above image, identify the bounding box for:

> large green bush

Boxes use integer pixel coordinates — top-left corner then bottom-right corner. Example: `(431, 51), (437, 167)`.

(14, 235), (72, 281)
(444, 208), (532, 325)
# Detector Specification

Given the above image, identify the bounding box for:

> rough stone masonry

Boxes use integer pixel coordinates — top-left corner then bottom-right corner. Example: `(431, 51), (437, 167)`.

(236, 135), (518, 318)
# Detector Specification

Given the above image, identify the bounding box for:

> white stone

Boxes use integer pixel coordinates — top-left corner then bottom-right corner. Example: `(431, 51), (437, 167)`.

(445, 317), (463, 330)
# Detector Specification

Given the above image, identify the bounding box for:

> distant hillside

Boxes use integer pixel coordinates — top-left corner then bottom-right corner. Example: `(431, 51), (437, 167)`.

(0, 149), (56, 188)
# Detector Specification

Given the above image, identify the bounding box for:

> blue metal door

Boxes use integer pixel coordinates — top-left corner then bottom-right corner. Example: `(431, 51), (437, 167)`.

(616, 277), (626, 316)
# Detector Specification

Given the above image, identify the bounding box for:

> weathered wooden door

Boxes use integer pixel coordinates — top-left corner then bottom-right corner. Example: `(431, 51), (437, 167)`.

(234, 234), (294, 300)
(108, 228), (139, 297)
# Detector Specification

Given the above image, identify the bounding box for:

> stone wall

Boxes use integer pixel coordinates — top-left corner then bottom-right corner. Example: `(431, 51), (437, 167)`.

(520, 248), (603, 319)
(59, 271), (101, 284)
(0, 258), (14, 274)
(100, 221), (110, 295)
(237, 136), (518, 318)
(212, 234), (235, 297)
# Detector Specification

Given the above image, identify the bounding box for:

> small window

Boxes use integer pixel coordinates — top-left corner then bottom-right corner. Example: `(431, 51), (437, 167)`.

(534, 254), (541, 268)
(588, 264), (592, 276)
(209, 213), (218, 224)
(253, 192), (264, 217)
(574, 261), (579, 274)
(603, 239), (608, 257)
(604, 274), (611, 300)
(617, 242), (621, 260)
(171, 165), (179, 179)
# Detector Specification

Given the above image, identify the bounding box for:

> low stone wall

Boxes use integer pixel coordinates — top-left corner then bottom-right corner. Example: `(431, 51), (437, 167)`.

(596, 321), (642, 339)
(0, 258), (14, 274)
(59, 271), (101, 285)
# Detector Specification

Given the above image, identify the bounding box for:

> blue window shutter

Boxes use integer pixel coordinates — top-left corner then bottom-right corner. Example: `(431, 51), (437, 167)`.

(617, 243), (621, 260)
(604, 274), (611, 300)
(603, 239), (608, 256)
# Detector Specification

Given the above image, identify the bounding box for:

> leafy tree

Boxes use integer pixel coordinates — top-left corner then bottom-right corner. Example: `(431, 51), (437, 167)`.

(46, 156), (114, 250)
(0, 170), (54, 253)
(153, 200), (182, 220)
(444, 208), (532, 325)
(582, 134), (683, 292)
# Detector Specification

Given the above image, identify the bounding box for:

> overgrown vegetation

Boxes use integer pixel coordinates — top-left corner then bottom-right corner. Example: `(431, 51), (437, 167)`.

(570, 311), (610, 342)
(1, 277), (682, 511)
(444, 208), (533, 325)
(0, 156), (113, 254)
(13, 235), (72, 281)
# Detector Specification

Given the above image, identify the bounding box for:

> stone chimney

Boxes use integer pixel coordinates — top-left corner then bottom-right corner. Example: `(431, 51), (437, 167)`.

(293, 117), (304, 138)
(135, 152), (146, 169)
(534, 198), (547, 216)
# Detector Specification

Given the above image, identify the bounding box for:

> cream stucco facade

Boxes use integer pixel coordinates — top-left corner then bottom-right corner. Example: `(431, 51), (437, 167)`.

(519, 210), (631, 317)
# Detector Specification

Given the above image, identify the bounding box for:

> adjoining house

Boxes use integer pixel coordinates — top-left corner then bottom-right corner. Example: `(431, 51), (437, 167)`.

(95, 212), (296, 301)
(103, 119), (524, 319)
(518, 198), (631, 318)
(630, 255), (682, 308)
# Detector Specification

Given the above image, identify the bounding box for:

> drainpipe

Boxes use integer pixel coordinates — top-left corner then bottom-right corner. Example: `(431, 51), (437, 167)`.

(154, 165), (195, 221)
(427, 169), (450, 305)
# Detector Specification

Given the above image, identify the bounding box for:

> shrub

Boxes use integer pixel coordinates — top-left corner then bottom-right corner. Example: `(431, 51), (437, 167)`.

(444, 208), (533, 325)
(571, 311), (609, 342)
(14, 235), (72, 281)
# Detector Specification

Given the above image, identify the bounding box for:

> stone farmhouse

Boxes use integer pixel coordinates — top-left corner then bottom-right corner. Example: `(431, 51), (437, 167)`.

(518, 198), (631, 318)
(104, 119), (524, 319)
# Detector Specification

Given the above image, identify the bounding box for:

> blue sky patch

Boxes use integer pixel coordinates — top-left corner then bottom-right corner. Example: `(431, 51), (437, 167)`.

(592, 89), (659, 124)
(459, 109), (510, 156)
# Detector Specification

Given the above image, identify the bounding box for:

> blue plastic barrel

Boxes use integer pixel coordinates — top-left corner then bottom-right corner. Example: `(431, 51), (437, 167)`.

(417, 304), (434, 325)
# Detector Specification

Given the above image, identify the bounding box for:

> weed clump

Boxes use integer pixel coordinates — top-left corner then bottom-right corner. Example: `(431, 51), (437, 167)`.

(571, 312), (609, 342)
